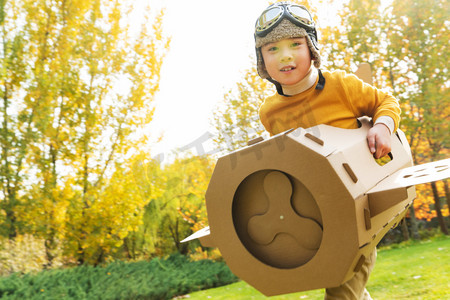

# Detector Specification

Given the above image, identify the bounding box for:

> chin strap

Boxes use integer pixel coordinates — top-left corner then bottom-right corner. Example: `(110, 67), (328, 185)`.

(315, 69), (325, 90)
(268, 77), (285, 96)
(268, 69), (326, 96)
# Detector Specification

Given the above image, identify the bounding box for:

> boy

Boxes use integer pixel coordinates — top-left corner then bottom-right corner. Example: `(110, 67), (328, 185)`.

(255, 2), (401, 300)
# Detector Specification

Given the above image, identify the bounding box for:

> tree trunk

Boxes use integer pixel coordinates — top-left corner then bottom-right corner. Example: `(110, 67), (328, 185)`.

(444, 180), (450, 224)
(401, 218), (410, 241)
(44, 236), (55, 269)
(77, 243), (85, 265)
(408, 204), (420, 240)
(431, 182), (448, 235)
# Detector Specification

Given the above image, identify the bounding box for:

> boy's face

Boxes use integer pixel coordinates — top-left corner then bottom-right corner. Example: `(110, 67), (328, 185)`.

(261, 37), (312, 86)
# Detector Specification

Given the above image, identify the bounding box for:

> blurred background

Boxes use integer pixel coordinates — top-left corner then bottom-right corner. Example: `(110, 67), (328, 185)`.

(0, 0), (448, 299)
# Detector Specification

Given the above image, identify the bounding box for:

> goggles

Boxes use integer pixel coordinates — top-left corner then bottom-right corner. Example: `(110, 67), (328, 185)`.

(255, 3), (316, 38)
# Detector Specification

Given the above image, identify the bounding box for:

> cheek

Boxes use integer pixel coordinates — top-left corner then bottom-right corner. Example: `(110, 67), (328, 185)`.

(261, 52), (269, 65)
(261, 54), (275, 70)
(264, 59), (279, 77)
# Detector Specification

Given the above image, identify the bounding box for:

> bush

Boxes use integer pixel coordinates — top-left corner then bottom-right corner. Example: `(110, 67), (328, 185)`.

(0, 254), (238, 300)
(0, 235), (64, 276)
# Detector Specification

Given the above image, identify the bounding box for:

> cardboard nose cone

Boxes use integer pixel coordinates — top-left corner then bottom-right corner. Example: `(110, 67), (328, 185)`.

(237, 170), (323, 269)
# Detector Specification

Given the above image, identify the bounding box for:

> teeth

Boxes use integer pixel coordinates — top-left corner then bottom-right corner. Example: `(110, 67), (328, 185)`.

(281, 67), (294, 71)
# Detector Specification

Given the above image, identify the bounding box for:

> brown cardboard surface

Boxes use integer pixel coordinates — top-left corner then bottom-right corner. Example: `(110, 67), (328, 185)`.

(182, 121), (449, 296)
(368, 158), (450, 193)
(205, 132), (359, 294)
(288, 119), (413, 199)
(354, 63), (373, 85)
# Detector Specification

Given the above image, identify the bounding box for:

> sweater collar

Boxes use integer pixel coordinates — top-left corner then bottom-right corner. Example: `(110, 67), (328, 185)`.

(281, 64), (318, 96)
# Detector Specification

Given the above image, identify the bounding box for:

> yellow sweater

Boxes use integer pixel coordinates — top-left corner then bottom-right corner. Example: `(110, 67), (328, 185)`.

(259, 70), (401, 135)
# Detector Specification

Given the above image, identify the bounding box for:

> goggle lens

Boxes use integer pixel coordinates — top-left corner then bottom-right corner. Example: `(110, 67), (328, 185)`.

(287, 5), (313, 25)
(255, 4), (315, 37)
(256, 7), (283, 31)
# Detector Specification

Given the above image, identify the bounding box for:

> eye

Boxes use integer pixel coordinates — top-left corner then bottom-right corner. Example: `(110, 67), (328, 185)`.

(263, 45), (278, 52)
(291, 38), (306, 47)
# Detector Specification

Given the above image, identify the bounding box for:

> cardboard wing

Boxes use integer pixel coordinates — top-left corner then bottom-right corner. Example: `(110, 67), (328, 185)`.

(367, 159), (450, 217)
(182, 119), (449, 296)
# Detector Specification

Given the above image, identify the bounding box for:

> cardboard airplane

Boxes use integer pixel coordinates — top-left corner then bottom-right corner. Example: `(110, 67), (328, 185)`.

(182, 64), (450, 296)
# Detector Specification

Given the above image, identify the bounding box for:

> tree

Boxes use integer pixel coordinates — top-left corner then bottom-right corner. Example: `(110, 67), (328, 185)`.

(321, 0), (449, 236)
(211, 64), (274, 153)
(387, 0), (449, 234)
(122, 153), (165, 260)
(321, 0), (384, 77)
(0, 0), (31, 238)
(132, 155), (215, 257)
(1, 0), (170, 264)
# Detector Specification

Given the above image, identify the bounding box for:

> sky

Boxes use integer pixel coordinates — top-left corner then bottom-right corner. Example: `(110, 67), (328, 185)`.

(139, 0), (344, 162)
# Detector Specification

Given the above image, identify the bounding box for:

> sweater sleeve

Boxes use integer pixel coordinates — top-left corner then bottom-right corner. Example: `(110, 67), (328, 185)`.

(342, 72), (401, 132)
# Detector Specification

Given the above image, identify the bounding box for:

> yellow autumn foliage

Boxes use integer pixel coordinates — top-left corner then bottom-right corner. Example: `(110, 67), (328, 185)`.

(0, 235), (64, 276)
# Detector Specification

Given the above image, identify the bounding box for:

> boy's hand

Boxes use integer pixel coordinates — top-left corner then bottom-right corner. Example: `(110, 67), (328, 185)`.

(367, 123), (391, 159)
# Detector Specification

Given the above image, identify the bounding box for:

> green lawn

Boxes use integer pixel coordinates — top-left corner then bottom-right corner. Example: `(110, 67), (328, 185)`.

(185, 236), (449, 299)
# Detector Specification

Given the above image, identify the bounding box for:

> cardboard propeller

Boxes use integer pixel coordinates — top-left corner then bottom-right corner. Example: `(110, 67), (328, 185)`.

(181, 64), (450, 296)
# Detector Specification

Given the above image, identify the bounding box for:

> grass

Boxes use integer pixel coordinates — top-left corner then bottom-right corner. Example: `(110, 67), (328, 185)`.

(184, 235), (449, 299)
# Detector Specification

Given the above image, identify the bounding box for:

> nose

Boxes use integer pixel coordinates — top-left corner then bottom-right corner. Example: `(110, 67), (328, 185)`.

(280, 48), (293, 63)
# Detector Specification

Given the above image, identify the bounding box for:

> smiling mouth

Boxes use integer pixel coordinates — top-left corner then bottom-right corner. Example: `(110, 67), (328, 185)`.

(281, 66), (295, 72)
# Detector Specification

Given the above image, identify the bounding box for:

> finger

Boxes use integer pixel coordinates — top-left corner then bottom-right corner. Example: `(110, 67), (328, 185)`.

(375, 148), (384, 159)
(375, 143), (389, 159)
(367, 135), (376, 154)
